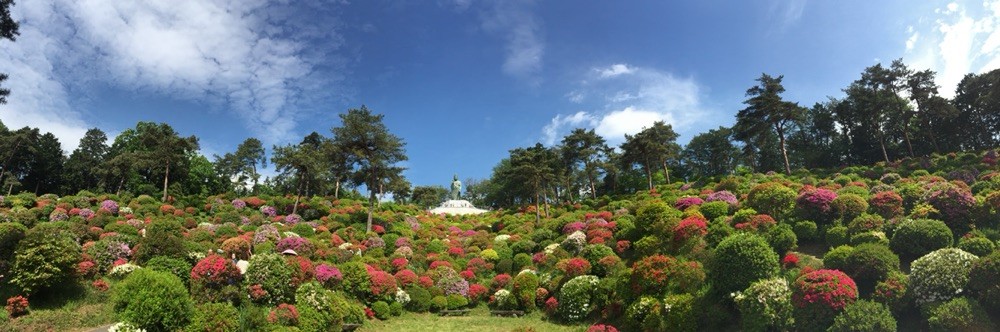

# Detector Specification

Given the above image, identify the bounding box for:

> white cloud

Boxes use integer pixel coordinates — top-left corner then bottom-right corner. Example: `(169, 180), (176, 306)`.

(0, 0), (347, 152)
(543, 64), (709, 146)
(768, 0), (807, 33)
(477, 0), (545, 84)
(905, 0), (1000, 98)
(565, 91), (585, 103)
(596, 64), (635, 78)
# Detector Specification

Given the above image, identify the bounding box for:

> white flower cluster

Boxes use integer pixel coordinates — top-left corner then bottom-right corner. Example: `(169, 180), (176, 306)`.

(119, 207), (133, 215)
(494, 234), (511, 243)
(517, 269), (536, 276)
(910, 248), (978, 305)
(109, 263), (141, 279)
(338, 243), (353, 250)
(283, 231), (300, 238)
(108, 322), (146, 332)
(560, 275), (599, 321)
(544, 243), (560, 254)
(562, 231), (587, 253)
(187, 251), (206, 262)
(494, 289), (512, 301)
(395, 287), (411, 304)
(732, 278), (794, 330)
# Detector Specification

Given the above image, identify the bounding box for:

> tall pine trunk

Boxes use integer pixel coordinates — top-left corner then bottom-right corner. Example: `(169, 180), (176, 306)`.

(661, 161), (671, 184)
(162, 163), (170, 202)
(645, 165), (653, 191)
(335, 180), (341, 199)
(778, 132), (791, 175)
(367, 189), (376, 233)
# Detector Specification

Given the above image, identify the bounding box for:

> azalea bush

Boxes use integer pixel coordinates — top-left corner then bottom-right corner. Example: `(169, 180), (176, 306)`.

(732, 278), (794, 332)
(710, 233), (779, 295)
(791, 269), (858, 331)
(558, 275), (599, 321)
(909, 248), (978, 306)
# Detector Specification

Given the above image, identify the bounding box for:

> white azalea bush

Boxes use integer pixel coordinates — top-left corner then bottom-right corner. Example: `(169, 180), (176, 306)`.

(107, 322), (146, 332)
(109, 263), (141, 279)
(558, 275), (599, 321)
(910, 248), (978, 305)
(732, 278), (794, 331)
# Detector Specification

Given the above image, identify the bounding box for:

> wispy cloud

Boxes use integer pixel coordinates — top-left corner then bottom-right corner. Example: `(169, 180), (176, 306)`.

(543, 64), (710, 146)
(768, 0), (807, 33)
(0, 0), (348, 151)
(475, 0), (545, 85)
(904, 0), (1000, 98)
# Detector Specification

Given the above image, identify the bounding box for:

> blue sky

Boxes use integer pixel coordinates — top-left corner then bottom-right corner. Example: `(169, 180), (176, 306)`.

(2, 0), (1000, 187)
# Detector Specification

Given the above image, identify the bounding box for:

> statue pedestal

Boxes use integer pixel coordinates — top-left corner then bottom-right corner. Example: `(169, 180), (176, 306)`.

(429, 200), (488, 215)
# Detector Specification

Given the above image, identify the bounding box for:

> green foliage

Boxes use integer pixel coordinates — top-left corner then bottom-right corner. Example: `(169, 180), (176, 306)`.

(0, 222), (27, 259)
(889, 219), (953, 260)
(825, 226), (849, 247)
(968, 251), (1000, 311)
(245, 253), (296, 305)
(430, 295), (448, 312)
(185, 302), (239, 332)
(765, 223), (797, 255)
(446, 294), (468, 310)
(699, 201), (730, 221)
(10, 225), (81, 294)
(828, 300), (896, 332)
(733, 278), (794, 332)
(823, 245), (854, 271)
(927, 297), (995, 332)
(296, 281), (358, 331)
(512, 271), (540, 312)
(372, 301), (391, 319)
(793, 220), (819, 242)
(145, 256), (193, 285)
(134, 219), (186, 263)
(957, 236), (995, 257)
(745, 182), (796, 218)
(406, 286), (431, 312)
(841, 243), (900, 294)
(710, 233), (780, 295)
(113, 268), (193, 332)
(662, 293), (696, 332)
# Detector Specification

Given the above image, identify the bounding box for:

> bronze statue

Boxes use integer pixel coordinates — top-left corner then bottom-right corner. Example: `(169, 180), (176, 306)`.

(450, 174), (462, 200)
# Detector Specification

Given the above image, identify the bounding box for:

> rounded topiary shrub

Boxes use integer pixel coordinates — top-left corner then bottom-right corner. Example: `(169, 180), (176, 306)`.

(822, 245), (854, 271)
(825, 226), (849, 248)
(512, 271), (540, 312)
(631, 254), (704, 296)
(134, 219), (186, 263)
(245, 253), (296, 305)
(847, 213), (885, 235)
(872, 272), (909, 315)
(372, 301), (390, 319)
(746, 183), (796, 219)
(430, 295), (448, 312)
(957, 236), (995, 257)
(113, 268), (193, 332)
(732, 278), (794, 332)
(185, 302), (239, 332)
(765, 224), (797, 255)
(827, 300), (896, 332)
(145, 256), (192, 285)
(841, 243), (900, 294)
(710, 233), (779, 295)
(793, 221), (818, 242)
(558, 275), (599, 321)
(889, 219), (952, 260)
(910, 248), (978, 306)
(700, 201), (730, 221)
(924, 184), (975, 230)
(869, 191), (904, 219)
(966, 251), (1000, 311)
(0, 222), (27, 260)
(190, 254), (243, 303)
(446, 294), (468, 310)
(832, 194), (868, 223)
(927, 297), (995, 332)
(10, 225), (81, 294)
(796, 188), (838, 225)
(791, 269), (858, 331)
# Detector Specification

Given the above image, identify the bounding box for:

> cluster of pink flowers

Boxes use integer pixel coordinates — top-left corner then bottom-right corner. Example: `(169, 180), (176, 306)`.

(674, 196), (705, 210)
(315, 264), (342, 285)
(232, 199), (246, 209)
(792, 269), (858, 311)
(562, 221), (587, 234)
(706, 190), (739, 207)
(100, 200), (119, 214)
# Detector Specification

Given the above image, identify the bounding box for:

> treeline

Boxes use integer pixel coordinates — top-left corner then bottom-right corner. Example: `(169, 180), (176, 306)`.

(468, 60), (1000, 209)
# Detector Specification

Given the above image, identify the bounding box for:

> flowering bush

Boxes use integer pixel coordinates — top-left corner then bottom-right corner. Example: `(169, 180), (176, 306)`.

(562, 231), (587, 253)
(558, 275), (599, 321)
(315, 264), (342, 287)
(369, 270), (398, 300)
(276, 237), (314, 256)
(586, 324), (619, 332)
(468, 283), (489, 303)
(869, 191), (904, 219)
(791, 269), (858, 331)
(101, 200), (119, 214)
(283, 213), (303, 225)
(245, 253), (296, 305)
(673, 216), (707, 243)
(735, 214), (776, 232)
(92, 279), (110, 291)
(630, 254), (704, 295)
(706, 190), (739, 207)
(489, 289), (518, 311)
(49, 208), (68, 222)
(782, 252), (799, 269)
(924, 184), (975, 229)
(828, 300), (897, 332)
(910, 248), (977, 305)
(872, 272), (909, 314)
(562, 221), (586, 234)
(268, 303), (299, 326)
(733, 278), (794, 332)
(556, 257), (592, 278)
(190, 255), (241, 286)
(5, 295), (29, 318)
(796, 187), (838, 224)
(674, 196), (704, 211)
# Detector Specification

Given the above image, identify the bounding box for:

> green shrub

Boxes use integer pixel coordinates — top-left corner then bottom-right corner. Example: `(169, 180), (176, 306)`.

(185, 302), (239, 332)
(849, 231), (888, 246)
(825, 226), (849, 247)
(705, 219), (735, 247)
(512, 271), (539, 312)
(430, 295), (448, 312)
(372, 301), (391, 319)
(957, 236), (995, 257)
(765, 224), (797, 255)
(296, 281), (357, 330)
(389, 301), (403, 316)
(733, 278), (793, 332)
(700, 201), (730, 221)
(709, 233), (779, 295)
(832, 194), (869, 222)
(290, 223), (315, 237)
(663, 293), (696, 332)
(134, 219), (186, 263)
(406, 286), (432, 312)
(842, 243), (899, 294)
(968, 251), (1000, 311)
(889, 219), (953, 260)
(113, 269), (193, 332)
(145, 256), (193, 285)
(244, 253), (295, 305)
(847, 213), (884, 235)
(910, 248), (978, 306)
(794, 221), (819, 242)
(0, 222), (27, 260)
(10, 225), (81, 294)
(822, 245), (854, 271)
(446, 294), (468, 310)
(513, 253), (533, 271)
(828, 300), (896, 332)
(746, 183), (796, 218)
(927, 297), (995, 332)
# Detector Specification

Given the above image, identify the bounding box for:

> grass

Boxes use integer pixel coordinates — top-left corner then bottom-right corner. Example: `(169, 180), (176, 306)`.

(361, 306), (590, 332)
(0, 281), (117, 332)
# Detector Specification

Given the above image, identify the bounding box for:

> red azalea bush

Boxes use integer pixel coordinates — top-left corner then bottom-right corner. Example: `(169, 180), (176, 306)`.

(869, 191), (904, 219)
(5, 295), (29, 317)
(191, 254), (241, 286)
(544, 297), (559, 316)
(736, 214), (777, 232)
(792, 269), (858, 331)
(91, 279), (109, 291)
(673, 216), (708, 243)
(417, 276), (434, 288)
(674, 196), (705, 211)
(587, 324), (619, 332)
(391, 257), (409, 271)
(460, 269), (475, 280)
(465, 257), (493, 275)
(782, 252), (800, 269)
(268, 303), (299, 326)
(468, 283), (489, 303)
(369, 270), (398, 299)
(429, 260), (452, 269)
(493, 274), (512, 289)
(286, 256), (315, 286)
(556, 257), (592, 278)
(447, 246), (465, 256)
(925, 184), (975, 229)
(394, 269), (418, 287)
(631, 254), (705, 295)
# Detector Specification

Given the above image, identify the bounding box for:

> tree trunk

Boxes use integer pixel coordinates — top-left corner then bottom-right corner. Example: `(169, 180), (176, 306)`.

(292, 176), (302, 215)
(534, 190), (541, 223)
(879, 135), (890, 163)
(367, 189), (376, 233)
(543, 190), (550, 218)
(778, 132), (792, 175)
(902, 124), (915, 157)
(644, 165), (653, 191)
(116, 176), (125, 196)
(335, 180), (341, 199)
(662, 161), (671, 184)
(7, 183), (12, 196)
(162, 163), (170, 202)
(588, 172), (597, 199)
